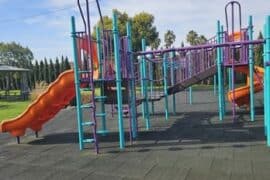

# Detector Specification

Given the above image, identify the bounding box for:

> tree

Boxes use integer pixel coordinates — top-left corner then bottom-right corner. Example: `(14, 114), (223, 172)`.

(181, 41), (185, 47)
(164, 30), (176, 48)
(254, 31), (263, 67)
(186, 30), (199, 45)
(180, 41), (186, 57)
(55, 57), (60, 78)
(186, 30), (208, 46)
(0, 42), (33, 68)
(64, 56), (71, 70)
(39, 60), (44, 81)
(92, 10), (130, 38)
(197, 35), (207, 44)
(49, 59), (55, 82)
(93, 10), (159, 52)
(28, 61), (35, 89)
(150, 38), (161, 50)
(60, 56), (65, 73)
(44, 58), (49, 83)
(132, 12), (159, 51)
(34, 60), (39, 82)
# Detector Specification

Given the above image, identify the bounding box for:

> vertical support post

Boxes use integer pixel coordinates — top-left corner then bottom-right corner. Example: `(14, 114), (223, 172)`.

(188, 59), (193, 104)
(263, 24), (268, 136)
(217, 20), (225, 121)
(228, 68), (232, 90)
(221, 25), (226, 115)
(141, 39), (150, 129)
(263, 23), (268, 136)
(189, 87), (193, 104)
(265, 16), (270, 146)
(112, 12), (125, 149)
(140, 53), (145, 119)
(126, 21), (137, 138)
(248, 15), (255, 122)
(96, 26), (107, 135)
(149, 54), (155, 114)
(71, 16), (84, 150)
(163, 53), (169, 120)
(170, 51), (176, 115)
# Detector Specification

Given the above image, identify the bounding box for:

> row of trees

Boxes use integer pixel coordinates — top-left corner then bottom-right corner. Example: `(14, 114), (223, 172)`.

(33, 56), (71, 85)
(0, 42), (71, 91)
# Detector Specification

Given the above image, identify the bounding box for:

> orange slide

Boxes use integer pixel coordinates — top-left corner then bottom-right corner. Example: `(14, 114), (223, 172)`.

(0, 40), (99, 137)
(228, 66), (264, 107)
(0, 70), (76, 137)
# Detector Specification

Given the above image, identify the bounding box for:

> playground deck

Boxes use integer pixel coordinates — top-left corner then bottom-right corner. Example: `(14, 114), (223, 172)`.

(0, 90), (269, 180)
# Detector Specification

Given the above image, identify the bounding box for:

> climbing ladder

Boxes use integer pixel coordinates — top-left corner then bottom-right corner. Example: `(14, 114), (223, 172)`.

(70, 0), (109, 153)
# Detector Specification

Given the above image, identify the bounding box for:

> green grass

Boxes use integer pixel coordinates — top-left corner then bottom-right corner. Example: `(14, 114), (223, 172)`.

(0, 100), (31, 122)
(0, 90), (21, 96)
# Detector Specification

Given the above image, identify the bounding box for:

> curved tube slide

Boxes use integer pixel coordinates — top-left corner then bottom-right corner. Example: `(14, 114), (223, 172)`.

(228, 66), (264, 107)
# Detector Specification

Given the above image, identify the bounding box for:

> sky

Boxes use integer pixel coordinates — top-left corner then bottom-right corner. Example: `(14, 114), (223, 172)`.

(0, 0), (269, 61)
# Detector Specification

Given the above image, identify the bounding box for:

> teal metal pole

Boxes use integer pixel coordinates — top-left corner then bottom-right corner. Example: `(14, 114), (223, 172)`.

(248, 16), (255, 122)
(71, 16), (84, 150)
(170, 51), (176, 115)
(163, 53), (169, 120)
(188, 59), (193, 104)
(221, 25), (226, 115)
(149, 54), (155, 114)
(140, 53), (145, 119)
(217, 20), (224, 121)
(112, 12), (125, 149)
(141, 39), (150, 129)
(264, 24), (268, 136)
(228, 68), (232, 90)
(96, 26), (107, 135)
(96, 27), (102, 75)
(126, 21), (137, 138)
(265, 16), (270, 146)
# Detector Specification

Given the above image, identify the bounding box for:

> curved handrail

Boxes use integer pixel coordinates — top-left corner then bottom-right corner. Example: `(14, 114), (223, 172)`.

(225, 1), (242, 38)
(77, 0), (87, 33)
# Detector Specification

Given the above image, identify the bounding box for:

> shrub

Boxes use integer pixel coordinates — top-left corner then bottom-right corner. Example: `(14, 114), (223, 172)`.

(30, 81), (48, 101)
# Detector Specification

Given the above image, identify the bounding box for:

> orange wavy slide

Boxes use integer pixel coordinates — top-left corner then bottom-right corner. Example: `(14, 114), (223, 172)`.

(0, 40), (99, 138)
(228, 66), (264, 107)
(0, 70), (76, 137)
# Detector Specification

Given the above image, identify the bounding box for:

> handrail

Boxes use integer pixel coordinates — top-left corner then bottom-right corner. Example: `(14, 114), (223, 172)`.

(77, 0), (87, 33)
(225, 1), (242, 38)
(96, 0), (104, 30)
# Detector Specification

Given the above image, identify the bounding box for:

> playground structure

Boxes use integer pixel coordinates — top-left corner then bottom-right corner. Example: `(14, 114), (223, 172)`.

(0, 1), (269, 154)
(69, 0), (270, 153)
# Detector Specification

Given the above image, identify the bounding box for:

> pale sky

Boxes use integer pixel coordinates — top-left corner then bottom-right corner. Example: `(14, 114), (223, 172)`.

(0, 0), (269, 61)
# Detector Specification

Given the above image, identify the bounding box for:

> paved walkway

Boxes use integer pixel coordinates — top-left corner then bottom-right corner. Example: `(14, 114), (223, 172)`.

(0, 90), (269, 180)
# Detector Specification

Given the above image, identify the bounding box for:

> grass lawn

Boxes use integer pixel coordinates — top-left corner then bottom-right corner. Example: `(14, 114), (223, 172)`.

(0, 100), (31, 122)
(0, 90), (21, 96)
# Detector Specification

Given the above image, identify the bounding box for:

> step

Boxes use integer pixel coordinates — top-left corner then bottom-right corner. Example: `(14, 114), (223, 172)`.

(97, 130), (109, 136)
(83, 138), (95, 143)
(96, 113), (106, 117)
(82, 122), (95, 126)
(80, 104), (94, 109)
(94, 79), (106, 82)
(94, 96), (107, 101)
(79, 70), (92, 74)
(81, 88), (92, 91)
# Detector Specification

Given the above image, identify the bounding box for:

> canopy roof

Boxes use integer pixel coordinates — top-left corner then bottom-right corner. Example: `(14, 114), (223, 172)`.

(0, 64), (30, 72)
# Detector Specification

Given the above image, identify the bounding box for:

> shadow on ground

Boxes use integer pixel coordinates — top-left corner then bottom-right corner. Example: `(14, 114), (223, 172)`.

(28, 106), (265, 152)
